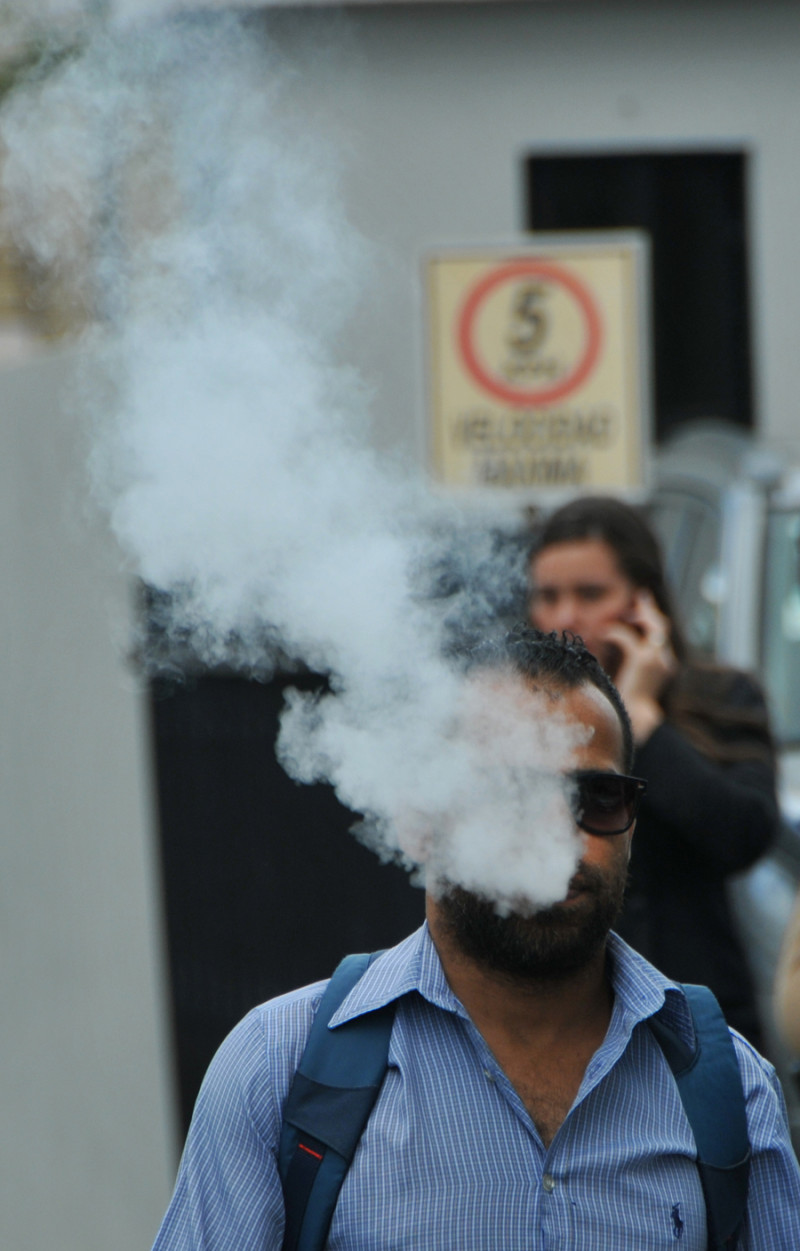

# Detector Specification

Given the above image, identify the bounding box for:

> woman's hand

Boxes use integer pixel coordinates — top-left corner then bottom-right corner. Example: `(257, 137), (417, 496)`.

(601, 591), (678, 744)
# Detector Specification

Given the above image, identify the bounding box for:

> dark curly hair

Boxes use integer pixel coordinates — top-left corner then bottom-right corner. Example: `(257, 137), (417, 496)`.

(465, 624), (634, 771)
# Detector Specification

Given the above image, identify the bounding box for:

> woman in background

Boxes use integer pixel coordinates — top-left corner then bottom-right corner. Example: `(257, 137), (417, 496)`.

(529, 495), (779, 1048)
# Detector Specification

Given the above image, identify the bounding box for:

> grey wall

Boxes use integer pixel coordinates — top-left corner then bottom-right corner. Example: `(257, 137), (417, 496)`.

(0, 347), (174, 1251)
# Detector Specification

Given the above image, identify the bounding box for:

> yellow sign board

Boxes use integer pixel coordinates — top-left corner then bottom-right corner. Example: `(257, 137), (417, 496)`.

(425, 235), (650, 494)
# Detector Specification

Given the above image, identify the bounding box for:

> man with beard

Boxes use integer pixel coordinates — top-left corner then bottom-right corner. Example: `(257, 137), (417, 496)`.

(153, 629), (800, 1251)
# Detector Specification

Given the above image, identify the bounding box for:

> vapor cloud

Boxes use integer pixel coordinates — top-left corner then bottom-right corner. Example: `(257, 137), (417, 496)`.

(0, 7), (585, 910)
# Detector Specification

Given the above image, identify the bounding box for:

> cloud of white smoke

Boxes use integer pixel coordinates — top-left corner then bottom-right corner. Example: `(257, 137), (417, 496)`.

(0, 7), (587, 910)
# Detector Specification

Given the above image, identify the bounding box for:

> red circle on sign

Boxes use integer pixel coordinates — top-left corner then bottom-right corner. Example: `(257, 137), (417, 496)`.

(457, 260), (603, 407)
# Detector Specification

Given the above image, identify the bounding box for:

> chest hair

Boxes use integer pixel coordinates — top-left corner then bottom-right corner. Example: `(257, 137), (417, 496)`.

(496, 1046), (596, 1148)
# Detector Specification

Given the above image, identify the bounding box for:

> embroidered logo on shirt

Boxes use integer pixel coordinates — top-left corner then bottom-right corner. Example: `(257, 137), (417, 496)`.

(671, 1203), (684, 1239)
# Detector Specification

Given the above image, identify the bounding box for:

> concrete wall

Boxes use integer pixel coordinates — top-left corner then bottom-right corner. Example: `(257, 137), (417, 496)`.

(0, 346), (175, 1250)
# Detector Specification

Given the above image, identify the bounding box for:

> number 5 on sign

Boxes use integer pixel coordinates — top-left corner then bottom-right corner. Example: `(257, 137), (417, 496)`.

(424, 234), (651, 496)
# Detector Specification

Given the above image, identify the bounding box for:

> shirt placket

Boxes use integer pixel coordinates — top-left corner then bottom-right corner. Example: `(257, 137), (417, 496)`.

(457, 1001), (646, 1249)
(461, 1017), (576, 1248)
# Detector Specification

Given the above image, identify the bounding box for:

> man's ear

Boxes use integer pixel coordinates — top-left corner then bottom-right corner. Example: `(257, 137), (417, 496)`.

(625, 825), (635, 863)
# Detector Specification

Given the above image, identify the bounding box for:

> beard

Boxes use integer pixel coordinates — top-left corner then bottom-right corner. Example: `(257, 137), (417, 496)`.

(435, 858), (628, 981)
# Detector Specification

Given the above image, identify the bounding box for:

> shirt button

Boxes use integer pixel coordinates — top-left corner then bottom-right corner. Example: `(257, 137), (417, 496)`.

(542, 1174), (556, 1193)
(483, 1069), (496, 1083)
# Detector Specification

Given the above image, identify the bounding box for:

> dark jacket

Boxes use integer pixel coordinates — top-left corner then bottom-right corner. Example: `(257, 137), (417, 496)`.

(617, 670), (779, 1048)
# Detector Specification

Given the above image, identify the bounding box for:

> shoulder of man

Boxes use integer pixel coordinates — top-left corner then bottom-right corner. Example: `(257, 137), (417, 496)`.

(189, 925), (428, 1152)
(191, 979), (331, 1149)
(726, 1026), (794, 1148)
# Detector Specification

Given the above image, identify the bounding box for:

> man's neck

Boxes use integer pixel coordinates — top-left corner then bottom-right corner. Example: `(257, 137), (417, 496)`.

(425, 897), (614, 1046)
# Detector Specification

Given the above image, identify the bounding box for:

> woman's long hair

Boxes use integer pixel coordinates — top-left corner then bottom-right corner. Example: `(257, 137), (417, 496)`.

(531, 496), (774, 767)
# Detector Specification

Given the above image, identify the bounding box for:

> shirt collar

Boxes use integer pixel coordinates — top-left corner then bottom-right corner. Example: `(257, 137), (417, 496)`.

(329, 922), (695, 1049)
(328, 922), (464, 1027)
(605, 929), (696, 1049)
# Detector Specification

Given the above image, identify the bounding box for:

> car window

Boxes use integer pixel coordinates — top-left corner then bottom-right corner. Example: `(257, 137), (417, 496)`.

(649, 491), (722, 657)
(762, 508), (800, 745)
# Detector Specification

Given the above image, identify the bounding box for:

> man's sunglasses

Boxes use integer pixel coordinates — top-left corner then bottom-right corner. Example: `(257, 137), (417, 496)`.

(568, 770), (647, 836)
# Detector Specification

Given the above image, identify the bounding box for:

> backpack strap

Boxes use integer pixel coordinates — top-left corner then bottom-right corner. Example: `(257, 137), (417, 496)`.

(648, 983), (751, 1251)
(278, 953), (395, 1251)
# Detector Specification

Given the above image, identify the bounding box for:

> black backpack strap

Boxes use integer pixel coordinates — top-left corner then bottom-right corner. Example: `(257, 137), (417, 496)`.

(278, 953), (395, 1251)
(648, 984), (751, 1251)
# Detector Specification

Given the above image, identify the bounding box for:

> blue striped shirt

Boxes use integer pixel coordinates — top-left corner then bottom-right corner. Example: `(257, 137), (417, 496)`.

(153, 924), (800, 1249)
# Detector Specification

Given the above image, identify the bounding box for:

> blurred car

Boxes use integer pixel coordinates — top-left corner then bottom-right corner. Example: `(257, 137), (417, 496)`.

(649, 420), (800, 1138)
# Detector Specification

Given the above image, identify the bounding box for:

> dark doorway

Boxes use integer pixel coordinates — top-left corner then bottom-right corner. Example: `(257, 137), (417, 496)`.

(526, 150), (753, 441)
(151, 669), (425, 1135)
